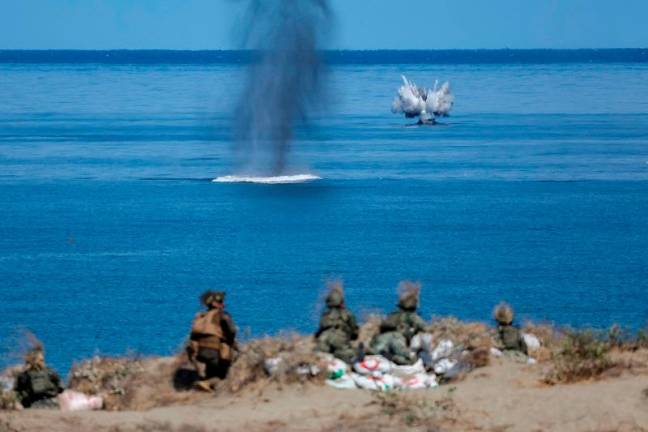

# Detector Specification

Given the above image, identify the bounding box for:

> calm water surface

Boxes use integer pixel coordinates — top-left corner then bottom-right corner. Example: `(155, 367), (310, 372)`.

(1, 53), (648, 372)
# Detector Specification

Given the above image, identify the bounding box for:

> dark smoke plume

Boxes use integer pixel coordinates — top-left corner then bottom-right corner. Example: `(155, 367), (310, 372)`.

(234, 0), (331, 176)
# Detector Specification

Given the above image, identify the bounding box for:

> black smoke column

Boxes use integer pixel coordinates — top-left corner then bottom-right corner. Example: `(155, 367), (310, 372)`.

(234, 0), (331, 176)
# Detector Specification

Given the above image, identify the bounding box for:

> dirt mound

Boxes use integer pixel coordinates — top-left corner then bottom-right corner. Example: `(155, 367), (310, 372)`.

(68, 355), (210, 411)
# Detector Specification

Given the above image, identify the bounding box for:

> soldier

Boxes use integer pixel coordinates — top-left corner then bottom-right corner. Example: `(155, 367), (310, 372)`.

(314, 283), (359, 364)
(493, 302), (527, 354)
(14, 347), (63, 409)
(370, 282), (426, 365)
(188, 290), (237, 391)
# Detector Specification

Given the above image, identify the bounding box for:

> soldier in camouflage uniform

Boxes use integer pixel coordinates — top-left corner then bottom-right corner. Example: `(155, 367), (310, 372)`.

(493, 302), (527, 354)
(314, 284), (359, 364)
(370, 283), (426, 365)
(14, 348), (63, 409)
(188, 290), (237, 391)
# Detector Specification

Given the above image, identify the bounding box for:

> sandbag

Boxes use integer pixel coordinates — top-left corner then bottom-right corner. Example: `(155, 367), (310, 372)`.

(58, 390), (103, 412)
(353, 355), (391, 376)
(324, 357), (356, 389)
(325, 374), (356, 389)
(399, 373), (438, 390)
(390, 358), (425, 376)
(352, 373), (399, 391)
(325, 358), (349, 380)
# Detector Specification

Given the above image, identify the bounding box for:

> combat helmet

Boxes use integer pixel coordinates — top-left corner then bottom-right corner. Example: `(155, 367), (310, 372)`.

(325, 281), (344, 308)
(25, 347), (45, 369)
(200, 290), (225, 306)
(493, 302), (514, 325)
(397, 281), (421, 311)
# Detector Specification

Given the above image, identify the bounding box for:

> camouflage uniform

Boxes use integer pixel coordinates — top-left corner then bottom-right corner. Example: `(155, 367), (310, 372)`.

(14, 351), (63, 409)
(189, 291), (237, 384)
(315, 288), (359, 364)
(493, 303), (527, 355)
(498, 325), (527, 354)
(370, 295), (426, 365)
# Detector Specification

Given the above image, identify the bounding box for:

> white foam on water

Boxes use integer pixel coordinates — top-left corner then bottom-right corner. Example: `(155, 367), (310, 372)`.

(212, 174), (321, 184)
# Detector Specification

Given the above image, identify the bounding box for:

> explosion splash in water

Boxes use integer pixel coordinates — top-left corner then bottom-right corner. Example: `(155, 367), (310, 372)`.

(391, 75), (454, 124)
(230, 0), (331, 178)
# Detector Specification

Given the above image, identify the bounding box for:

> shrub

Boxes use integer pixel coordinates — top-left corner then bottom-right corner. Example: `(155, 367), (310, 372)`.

(545, 330), (614, 383)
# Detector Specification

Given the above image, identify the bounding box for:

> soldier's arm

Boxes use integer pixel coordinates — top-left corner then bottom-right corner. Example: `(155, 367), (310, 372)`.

(49, 369), (64, 393)
(221, 312), (237, 343)
(413, 314), (427, 333)
(380, 313), (399, 333)
(14, 373), (30, 403)
(315, 312), (332, 337)
(347, 312), (359, 340)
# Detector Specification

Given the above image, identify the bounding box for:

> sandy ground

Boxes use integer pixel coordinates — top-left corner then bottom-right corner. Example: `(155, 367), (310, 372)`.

(2, 355), (648, 432)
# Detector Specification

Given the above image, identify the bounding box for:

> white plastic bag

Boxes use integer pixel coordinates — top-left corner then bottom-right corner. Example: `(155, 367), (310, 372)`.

(398, 372), (438, 390)
(264, 357), (283, 376)
(522, 333), (541, 351)
(431, 340), (454, 362)
(410, 333), (434, 351)
(390, 358), (425, 376)
(58, 390), (103, 412)
(433, 358), (458, 375)
(354, 355), (392, 376)
(325, 358), (349, 380)
(489, 347), (503, 357)
(352, 373), (399, 391)
(326, 374), (357, 389)
(0, 376), (14, 392)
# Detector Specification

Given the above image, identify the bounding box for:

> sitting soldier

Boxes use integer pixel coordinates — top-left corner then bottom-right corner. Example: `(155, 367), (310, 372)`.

(493, 302), (528, 354)
(315, 282), (359, 364)
(188, 290), (237, 391)
(370, 282), (426, 365)
(14, 347), (63, 409)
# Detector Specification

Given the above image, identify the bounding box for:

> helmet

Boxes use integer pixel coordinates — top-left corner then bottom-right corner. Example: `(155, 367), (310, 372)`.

(25, 348), (45, 369)
(200, 290), (225, 306)
(325, 281), (344, 308)
(493, 302), (514, 325)
(397, 281), (420, 311)
(326, 289), (344, 308)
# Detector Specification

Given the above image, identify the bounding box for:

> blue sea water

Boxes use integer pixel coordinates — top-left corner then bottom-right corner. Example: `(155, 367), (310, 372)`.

(1, 50), (648, 373)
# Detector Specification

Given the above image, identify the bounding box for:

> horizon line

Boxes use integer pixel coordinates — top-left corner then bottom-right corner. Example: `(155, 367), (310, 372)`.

(1, 48), (647, 52)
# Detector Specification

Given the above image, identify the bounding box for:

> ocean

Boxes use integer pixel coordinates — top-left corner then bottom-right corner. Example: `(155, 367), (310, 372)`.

(1, 50), (647, 373)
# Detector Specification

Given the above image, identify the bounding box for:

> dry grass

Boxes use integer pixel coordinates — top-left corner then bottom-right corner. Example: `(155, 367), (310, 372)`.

(224, 332), (323, 393)
(426, 317), (495, 352)
(67, 333), (325, 410)
(357, 314), (382, 346)
(321, 387), (478, 432)
(0, 391), (20, 411)
(545, 330), (615, 384)
(371, 387), (458, 427)
(1, 365), (25, 411)
(68, 354), (210, 411)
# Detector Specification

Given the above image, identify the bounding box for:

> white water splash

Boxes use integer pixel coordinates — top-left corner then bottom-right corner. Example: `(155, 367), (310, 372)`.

(391, 75), (454, 123)
(212, 174), (321, 184)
